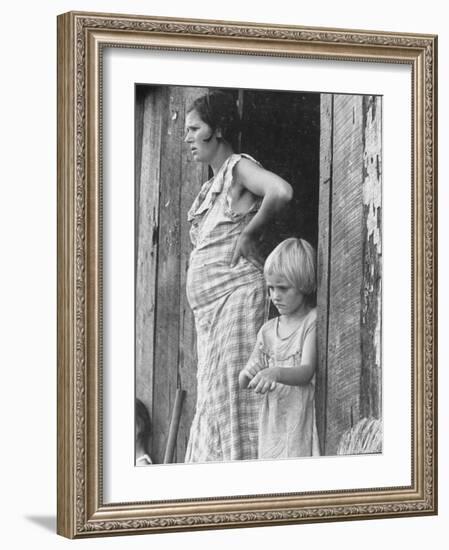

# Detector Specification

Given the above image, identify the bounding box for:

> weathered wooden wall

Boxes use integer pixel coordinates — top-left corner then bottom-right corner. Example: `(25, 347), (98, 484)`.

(136, 86), (380, 461)
(135, 87), (164, 458)
(317, 94), (382, 455)
(135, 86), (207, 463)
(360, 96), (382, 420)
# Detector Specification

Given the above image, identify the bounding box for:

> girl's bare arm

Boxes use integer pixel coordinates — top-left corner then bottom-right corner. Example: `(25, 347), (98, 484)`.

(249, 326), (317, 393)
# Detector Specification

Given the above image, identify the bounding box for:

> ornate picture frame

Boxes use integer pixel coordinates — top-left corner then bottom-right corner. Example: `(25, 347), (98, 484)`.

(57, 11), (437, 538)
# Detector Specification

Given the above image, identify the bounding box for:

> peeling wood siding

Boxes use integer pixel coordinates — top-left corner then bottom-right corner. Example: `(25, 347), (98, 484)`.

(318, 94), (382, 454)
(360, 96), (382, 420)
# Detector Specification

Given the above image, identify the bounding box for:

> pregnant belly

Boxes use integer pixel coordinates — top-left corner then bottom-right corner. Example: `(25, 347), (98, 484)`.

(186, 254), (263, 310)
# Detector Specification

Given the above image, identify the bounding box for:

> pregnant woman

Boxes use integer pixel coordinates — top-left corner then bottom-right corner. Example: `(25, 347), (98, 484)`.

(184, 91), (292, 462)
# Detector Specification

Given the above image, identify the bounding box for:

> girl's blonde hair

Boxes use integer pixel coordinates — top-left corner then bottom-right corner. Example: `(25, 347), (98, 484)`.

(264, 238), (316, 296)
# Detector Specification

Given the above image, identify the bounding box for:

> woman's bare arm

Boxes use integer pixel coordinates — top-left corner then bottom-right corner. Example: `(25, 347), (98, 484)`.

(230, 159), (293, 266)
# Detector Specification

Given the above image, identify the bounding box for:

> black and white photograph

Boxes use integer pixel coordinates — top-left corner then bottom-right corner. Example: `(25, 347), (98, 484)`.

(135, 85), (382, 465)
(2, 0), (443, 546)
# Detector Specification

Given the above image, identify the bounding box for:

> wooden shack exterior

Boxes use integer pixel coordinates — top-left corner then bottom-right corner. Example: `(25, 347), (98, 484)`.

(316, 94), (382, 455)
(135, 86), (382, 463)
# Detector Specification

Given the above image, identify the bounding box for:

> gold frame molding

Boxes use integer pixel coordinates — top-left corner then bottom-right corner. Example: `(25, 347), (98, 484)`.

(57, 11), (438, 538)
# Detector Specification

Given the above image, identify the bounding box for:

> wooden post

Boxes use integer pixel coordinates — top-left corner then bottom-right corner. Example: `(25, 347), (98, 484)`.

(325, 95), (365, 455)
(316, 94), (333, 454)
(163, 389), (186, 464)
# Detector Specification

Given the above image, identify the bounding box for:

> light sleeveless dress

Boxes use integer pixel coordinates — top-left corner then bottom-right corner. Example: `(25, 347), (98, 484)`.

(246, 308), (320, 459)
(184, 153), (266, 463)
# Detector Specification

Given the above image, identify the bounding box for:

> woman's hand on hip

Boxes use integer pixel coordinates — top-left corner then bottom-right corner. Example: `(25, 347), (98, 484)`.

(230, 231), (262, 268)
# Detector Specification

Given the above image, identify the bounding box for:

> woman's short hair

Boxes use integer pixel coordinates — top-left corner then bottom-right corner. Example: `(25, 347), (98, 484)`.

(187, 90), (241, 149)
(264, 238), (317, 296)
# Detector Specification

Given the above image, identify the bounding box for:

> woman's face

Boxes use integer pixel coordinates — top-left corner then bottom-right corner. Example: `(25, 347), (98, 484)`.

(184, 109), (220, 164)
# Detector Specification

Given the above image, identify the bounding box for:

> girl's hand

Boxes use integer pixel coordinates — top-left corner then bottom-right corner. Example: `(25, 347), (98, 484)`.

(230, 231), (263, 268)
(248, 368), (279, 394)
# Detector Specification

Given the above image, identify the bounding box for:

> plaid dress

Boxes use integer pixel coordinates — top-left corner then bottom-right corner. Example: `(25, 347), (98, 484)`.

(184, 153), (266, 463)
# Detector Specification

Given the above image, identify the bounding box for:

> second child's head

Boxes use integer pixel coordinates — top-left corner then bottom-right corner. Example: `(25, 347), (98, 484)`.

(264, 238), (316, 315)
(135, 398), (151, 457)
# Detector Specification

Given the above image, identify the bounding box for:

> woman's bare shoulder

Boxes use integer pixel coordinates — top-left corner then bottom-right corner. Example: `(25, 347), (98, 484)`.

(233, 156), (263, 179)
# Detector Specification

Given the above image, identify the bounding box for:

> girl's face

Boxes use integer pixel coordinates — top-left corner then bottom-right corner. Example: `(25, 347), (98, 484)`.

(184, 109), (221, 164)
(266, 273), (306, 317)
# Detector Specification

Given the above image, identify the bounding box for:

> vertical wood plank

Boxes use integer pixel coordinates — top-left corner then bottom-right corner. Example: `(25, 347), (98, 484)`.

(360, 96), (382, 421)
(134, 86), (145, 252)
(176, 86), (209, 462)
(326, 95), (364, 454)
(316, 93), (332, 455)
(135, 87), (164, 458)
(152, 87), (184, 463)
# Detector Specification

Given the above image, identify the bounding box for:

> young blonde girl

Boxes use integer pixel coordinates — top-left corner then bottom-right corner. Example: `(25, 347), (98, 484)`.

(239, 238), (320, 459)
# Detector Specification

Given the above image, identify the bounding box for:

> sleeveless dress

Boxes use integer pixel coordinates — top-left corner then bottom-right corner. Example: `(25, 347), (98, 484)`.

(184, 153), (266, 463)
(246, 308), (320, 459)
